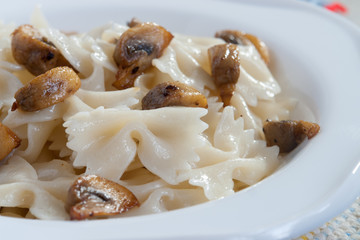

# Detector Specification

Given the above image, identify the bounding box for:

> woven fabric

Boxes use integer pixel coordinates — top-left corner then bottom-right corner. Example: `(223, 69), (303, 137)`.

(296, 198), (360, 240)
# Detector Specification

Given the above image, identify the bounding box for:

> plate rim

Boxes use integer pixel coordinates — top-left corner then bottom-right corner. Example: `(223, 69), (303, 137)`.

(0, 0), (360, 239)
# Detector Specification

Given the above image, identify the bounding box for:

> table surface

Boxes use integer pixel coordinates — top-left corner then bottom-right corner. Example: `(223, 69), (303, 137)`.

(295, 1), (360, 239)
(296, 198), (360, 239)
(339, 0), (360, 26)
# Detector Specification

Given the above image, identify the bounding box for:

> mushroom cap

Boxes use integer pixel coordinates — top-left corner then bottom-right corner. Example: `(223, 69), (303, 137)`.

(113, 22), (173, 90)
(67, 175), (139, 220)
(0, 123), (21, 161)
(263, 120), (320, 153)
(11, 24), (73, 76)
(14, 66), (81, 112)
(142, 81), (208, 110)
(215, 30), (270, 65)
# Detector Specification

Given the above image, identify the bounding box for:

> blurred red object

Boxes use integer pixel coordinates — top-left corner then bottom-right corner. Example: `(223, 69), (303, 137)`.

(325, 2), (347, 13)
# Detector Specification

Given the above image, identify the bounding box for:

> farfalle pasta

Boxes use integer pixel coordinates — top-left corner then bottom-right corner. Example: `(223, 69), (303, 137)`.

(0, 9), (319, 220)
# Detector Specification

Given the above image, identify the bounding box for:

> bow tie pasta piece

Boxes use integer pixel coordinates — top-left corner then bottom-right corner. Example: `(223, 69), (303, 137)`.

(64, 107), (208, 184)
(0, 182), (70, 220)
(0, 156), (76, 219)
(181, 107), (279, 199)
(123, 187), (208, 216)
(152, 40), (216, 93)
(74, 88), (140, 111)
(186, 156), (278, 200)
(0, 69), (23, 114)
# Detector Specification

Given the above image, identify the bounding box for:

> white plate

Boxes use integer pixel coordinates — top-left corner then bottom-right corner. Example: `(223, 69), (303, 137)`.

(1, 0), (360, 239)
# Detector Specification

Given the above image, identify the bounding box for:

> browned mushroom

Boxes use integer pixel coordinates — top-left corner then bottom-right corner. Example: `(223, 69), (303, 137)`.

(127, 18), (142, 28)
(0, 123), (21, 161)
(142, 81), (208, 110)
(113, 22), (173, 90)
(13, 66), (81, 112)
(67, 175), (139, 220)
(11, 24), (74, 76)
(215, 30), (270, 65)
(263, 120), (320, 153)
(208, 43), (240, 107)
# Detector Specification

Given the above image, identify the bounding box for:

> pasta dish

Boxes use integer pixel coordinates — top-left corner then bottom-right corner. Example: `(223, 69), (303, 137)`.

(0, 12), (319, 220)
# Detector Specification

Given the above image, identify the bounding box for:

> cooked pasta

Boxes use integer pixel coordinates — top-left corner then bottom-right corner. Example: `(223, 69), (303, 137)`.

(0, 10), (302, 220)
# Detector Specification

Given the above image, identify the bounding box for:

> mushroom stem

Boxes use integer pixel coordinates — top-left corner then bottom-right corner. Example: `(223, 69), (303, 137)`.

(208, 43), (240, 107)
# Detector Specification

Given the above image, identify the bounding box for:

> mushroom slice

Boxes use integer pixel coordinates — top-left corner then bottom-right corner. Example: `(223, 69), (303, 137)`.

(127, 17), (142, 28)
(13, 66), (81, 112)
(215, 30), (270, 65)
(0, 123), (21, 161)
(113, 22), (174, 90)
(67, 175), (139, 220)
(142, 81), (208, 110)
(263, 120), (320, 153)
(208, 43), (240, 107)
(11, 24), (73, 76)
